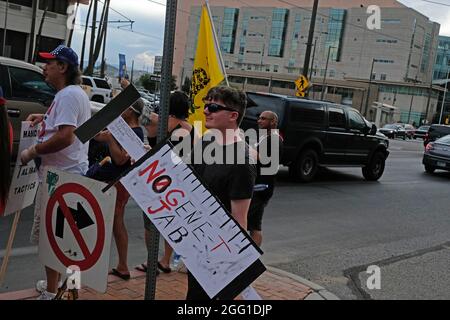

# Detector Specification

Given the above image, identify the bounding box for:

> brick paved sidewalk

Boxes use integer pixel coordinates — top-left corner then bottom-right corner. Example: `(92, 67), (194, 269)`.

(0, 267), (316, 300)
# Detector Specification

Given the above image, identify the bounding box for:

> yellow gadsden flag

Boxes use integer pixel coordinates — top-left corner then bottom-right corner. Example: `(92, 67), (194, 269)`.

(188, 4), (226, 132)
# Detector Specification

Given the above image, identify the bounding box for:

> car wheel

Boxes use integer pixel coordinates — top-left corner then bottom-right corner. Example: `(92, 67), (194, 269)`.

(362, 151), (386, 181)
(424, 165), (435, 174)
(289, 149), (319, 182)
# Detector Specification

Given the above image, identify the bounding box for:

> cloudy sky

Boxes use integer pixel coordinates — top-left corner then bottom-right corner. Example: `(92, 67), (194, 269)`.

(70, 0), (450, 72)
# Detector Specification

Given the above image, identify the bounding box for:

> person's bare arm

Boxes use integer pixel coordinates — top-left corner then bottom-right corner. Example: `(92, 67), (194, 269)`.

(35, 125), (75, 154)
(104, 132), (130, 166)
(230, 198), (252, 229)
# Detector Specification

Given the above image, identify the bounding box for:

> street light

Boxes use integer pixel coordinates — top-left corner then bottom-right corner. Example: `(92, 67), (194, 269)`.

(321, 46), (336, 101)
(439, 68), (449, 124)
(363, 58), (376, 117)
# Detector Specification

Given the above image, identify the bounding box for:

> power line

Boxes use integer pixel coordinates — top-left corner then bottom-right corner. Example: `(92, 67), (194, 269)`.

(98, 0), (133, 22)
(75, 23), (163, 40)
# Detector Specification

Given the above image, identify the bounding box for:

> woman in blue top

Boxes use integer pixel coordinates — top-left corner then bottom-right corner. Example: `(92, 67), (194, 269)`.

(87, 98), (144, 280)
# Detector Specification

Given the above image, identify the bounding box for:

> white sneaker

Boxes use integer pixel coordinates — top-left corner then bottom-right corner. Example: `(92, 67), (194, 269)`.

(36, 280), (63, 293)
(36, 291), (56, 300)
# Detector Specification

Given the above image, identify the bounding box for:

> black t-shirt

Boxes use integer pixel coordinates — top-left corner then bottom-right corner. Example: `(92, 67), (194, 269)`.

(191, 139), (256, 213)
(255, 133), (284, 198)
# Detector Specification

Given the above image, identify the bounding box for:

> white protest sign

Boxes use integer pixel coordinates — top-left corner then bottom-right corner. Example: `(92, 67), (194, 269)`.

(2, 122), (40, 217)
(39, 167), (116, 292)
(107, 116), (146, 161)
(120, 143), (263, 298)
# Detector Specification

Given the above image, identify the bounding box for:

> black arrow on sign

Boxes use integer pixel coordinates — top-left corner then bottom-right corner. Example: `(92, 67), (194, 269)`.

(55, 202), (95, 239)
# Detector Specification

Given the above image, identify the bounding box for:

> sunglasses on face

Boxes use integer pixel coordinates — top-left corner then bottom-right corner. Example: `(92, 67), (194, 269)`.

(204, 103), (238, 113)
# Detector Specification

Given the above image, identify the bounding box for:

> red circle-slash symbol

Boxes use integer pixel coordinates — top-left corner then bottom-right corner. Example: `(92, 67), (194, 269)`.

(46, 183), (105, 271)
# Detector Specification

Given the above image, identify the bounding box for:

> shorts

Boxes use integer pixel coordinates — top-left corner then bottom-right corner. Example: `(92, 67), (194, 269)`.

(247, 193), (269, 232)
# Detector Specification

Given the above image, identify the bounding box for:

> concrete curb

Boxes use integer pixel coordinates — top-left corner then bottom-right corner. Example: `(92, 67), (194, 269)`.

(266, 266), (340, 300)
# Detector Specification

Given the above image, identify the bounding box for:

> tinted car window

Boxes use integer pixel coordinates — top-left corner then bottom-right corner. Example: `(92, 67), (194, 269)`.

(245, 93), (286, 126)
(93, 79), (111, 89)
(82, 77), (93, 86)
(289, 102), (325, 127)
(9, 66), (55, 100)
(348, 109), (366, 131)
(328, 107), (346, 129)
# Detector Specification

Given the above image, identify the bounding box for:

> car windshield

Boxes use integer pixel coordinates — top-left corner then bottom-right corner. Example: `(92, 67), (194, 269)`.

(436, 134), (450, 145)
(383, 124), (397, 129)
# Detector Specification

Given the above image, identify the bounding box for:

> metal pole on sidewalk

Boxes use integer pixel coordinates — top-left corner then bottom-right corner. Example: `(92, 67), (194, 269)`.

(2, 0), (9, 57)
(144, 0), (177, 301)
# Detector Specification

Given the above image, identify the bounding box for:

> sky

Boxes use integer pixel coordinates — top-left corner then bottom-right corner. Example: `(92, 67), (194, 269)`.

(70, 0), (450, 72)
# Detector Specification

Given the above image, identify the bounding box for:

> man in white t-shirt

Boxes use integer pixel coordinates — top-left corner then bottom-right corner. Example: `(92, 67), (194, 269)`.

(20, 45), (91, 300)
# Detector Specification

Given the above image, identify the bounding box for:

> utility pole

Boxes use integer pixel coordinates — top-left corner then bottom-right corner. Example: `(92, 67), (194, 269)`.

(28, 0), (38, 62)
(302, 0), (319, 82)
(87, 0), (98, 76)
(32, 1), (48, 64)
(100, 0), (109, 78)
(364, 58), (376, 117)
(439, 68), (449, 124)
(321, 46), (334, 101)
(2, 0), (9, 57)
(131, 60), (134, 84)
(407, 76), (418, 124)
(309, 38), (317, 80)
(67, 1), (80, 48)
(80, 0), (93, 71)
(143, 0), (178, 301)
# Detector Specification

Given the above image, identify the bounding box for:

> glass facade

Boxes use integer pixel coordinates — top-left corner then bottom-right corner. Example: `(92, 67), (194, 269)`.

(324, 9), (346, 62)
(268, 9), (289, 57)
(220, 8), (239, 54)
(239, 13), (249, 57)
(290, 14), (301, 59)
(433, 36), (450, 80)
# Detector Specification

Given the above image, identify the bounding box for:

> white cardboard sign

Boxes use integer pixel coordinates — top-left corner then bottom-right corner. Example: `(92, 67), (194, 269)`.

(107, 116), (146, 161)
(2, 122), (40, 217)
(39, 167), (116, 292)
(120, 143), (262, 298)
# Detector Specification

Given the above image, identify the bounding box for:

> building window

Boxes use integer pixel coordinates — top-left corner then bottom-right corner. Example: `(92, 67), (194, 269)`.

(220, 8), (239, 54)
(39, 0), (68, 14)
(324, 9), (346, 62)
(381, 74), (387, 81)
(382, 19), (401, 24)
(376, 39), (398, 44)
(329, 70), (336, 77)
(268, 9), (289, 57)
(371, 73), (376, 80)
(290, 14), (301, 58)
(8, 0), (32, 6)
(273, 65), (279, 72)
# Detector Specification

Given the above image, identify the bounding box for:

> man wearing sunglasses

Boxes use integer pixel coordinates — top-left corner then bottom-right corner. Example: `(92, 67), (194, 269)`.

(186, 86), (257, 300)
(248, 111), (283, 247)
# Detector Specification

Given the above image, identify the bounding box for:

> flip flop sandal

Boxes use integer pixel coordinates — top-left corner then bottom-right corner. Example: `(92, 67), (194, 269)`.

(109, 268), (131, 280)
(157, 262), (172, 273)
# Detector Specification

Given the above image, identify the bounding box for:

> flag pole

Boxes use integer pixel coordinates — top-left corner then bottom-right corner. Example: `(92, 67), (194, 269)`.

(204, 0), (229, 86)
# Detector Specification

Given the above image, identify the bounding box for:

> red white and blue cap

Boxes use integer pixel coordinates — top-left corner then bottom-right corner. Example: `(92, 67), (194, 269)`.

(39, 45), (79, 66)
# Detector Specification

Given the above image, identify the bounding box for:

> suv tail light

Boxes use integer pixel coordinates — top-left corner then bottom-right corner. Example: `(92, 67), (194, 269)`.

(425, 142), (434, 152)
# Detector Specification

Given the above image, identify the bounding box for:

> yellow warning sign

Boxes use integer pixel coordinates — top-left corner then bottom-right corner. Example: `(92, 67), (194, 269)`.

(295, 75), (309, 96)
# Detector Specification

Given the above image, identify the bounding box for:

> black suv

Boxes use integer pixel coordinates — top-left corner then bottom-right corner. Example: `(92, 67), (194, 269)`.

(423, 124), (450, 147)
(241, 92), (390, 182)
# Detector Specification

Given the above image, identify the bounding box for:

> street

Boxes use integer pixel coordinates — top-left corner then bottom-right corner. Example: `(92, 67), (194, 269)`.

(1, 138), (449, 299)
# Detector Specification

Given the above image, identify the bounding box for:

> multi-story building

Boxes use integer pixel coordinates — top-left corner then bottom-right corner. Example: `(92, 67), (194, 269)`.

(0, 0), (87, 62)
(432, 36), (450, 122)
(176, 0), (444, 125)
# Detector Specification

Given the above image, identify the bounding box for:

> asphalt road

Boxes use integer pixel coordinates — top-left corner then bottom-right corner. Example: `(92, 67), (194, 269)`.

(1, 138), (449, 299)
